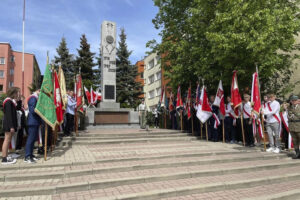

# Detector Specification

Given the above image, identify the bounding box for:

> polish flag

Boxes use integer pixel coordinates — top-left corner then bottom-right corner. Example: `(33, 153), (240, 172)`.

(187, 86), (191, 119)
(213, 80), (225, 116)
(84, 86), (91, 104)
(54, 71), (64, 125)
(196, 86), (212, 123)
(251, 72), (261, 115)
(176, 85), (183, 110)
(231, 71), (242, 115)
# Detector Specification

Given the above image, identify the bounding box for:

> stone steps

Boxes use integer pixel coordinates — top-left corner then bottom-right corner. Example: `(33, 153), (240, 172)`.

(0, 152), (286, 181)
(0, 128), (298, 200)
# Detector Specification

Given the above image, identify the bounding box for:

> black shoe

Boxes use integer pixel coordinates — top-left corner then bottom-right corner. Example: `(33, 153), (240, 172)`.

(1, 157), (17, 165)
(292, 149), (300, 159)
(24, 157), (36, 164)
(38, 147), (44, 155)
(249, 144), (255, 147)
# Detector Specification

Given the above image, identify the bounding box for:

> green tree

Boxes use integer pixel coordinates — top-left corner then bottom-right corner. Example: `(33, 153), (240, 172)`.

(116, 28), (143, 108)
(75, 34), (96, 89)
(151, 0), (300, 97)
(53, 37), (75, 89)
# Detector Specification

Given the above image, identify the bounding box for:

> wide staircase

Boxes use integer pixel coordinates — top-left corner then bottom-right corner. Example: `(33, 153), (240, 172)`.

(0, 129), (300, 200)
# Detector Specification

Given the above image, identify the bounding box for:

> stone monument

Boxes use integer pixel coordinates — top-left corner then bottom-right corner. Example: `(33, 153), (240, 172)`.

(99, 20), (120, 109)
(85, 21), (139, 128)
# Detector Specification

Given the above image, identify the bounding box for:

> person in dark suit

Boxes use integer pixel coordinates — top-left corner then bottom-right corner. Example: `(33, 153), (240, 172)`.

(24, 89), (42, 163)
(1, 87), (20, 165)
(16, 96), (27, 150)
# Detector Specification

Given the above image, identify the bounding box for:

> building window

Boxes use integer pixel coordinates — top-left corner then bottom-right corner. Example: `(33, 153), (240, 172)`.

(148, 90), (155, 99)
(156, 72), (161, 81)
(156, 87), (161, 97)
(0, 57), (5, 65)
(0, 70), (4, 78)
(148, 74), (155, 85)
(148, 59), (154, 70)
(0, 85), (3, 92)
(9, 81), (14, 88)
(10, 68), (14, 75)
(10, 56), (15, 62)
(155, 55), (160, 65)
(140, 72), (144, 79)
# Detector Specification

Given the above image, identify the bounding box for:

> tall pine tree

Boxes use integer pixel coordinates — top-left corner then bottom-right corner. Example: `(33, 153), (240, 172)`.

(116, 28), (143, 108)
(53, 37), (75, 89)
(75, 34), (96, 89)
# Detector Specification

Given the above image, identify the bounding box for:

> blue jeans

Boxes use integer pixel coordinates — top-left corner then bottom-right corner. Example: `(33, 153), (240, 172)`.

(25, 125), (39, 158)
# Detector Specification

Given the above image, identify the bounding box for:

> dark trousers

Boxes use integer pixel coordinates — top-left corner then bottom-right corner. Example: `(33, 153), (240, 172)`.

(154, 117), (159, 128)
(235, 118), (243, 142)
(25, 125), (39, 158)
(281, 125), (289, 149)
(243, 118), (254, 145)
(208, 120), (218, 142)
(64, 113), (74, 135)
(16, 128), (24, 150)
(225, 117), (236, 142)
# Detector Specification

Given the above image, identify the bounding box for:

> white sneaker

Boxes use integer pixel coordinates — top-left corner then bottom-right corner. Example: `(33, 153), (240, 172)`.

(266, 147), (274, 153)
(8, 153), (20, 159)
(273, 147), (280, 154)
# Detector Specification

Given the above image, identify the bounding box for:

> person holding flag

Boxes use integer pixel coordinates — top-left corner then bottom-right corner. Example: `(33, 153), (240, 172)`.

(225, 96), (237, 143)
(213, 80), (225, 142)
(208, 95), (220, 142)
(64, 90), (76, 136)
(243, 94), (255, 147)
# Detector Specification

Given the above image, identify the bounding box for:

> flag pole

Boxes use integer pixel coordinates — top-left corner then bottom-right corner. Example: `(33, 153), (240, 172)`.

(22, 0), (25, 96)
(241, 113), (246, 146)
(191, 109), (194, 136)
(222, 119), (225, 143)
(256, 63), (267, 151)
(200, 122), (203, 139)
(44, 124), (48, 161)
(180, 110), (183, 132)
(205, 122), (208, 141)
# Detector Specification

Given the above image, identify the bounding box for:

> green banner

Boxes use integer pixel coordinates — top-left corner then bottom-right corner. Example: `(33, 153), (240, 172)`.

(35, 64), (57, 129)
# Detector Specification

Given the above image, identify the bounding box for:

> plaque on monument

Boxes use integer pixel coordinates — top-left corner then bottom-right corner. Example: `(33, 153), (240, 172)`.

(105, 85), (115, 100)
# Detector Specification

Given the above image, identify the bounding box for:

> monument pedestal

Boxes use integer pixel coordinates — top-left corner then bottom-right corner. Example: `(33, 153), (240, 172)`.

(85, 107), (139, 129)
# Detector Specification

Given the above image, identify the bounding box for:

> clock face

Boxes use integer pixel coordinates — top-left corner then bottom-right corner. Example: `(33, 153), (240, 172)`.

(106, 35), (114, 44)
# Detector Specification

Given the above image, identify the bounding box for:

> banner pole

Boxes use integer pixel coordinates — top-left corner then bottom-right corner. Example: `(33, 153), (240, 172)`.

(44, 124), (48, 161)
(205, 122), (208, 141)
(241, 114), (246, 146)
(261, 115), (267, 151)
(222, 119), (225, 143)
(180, 110), (183, 132)
(200, 121), (203, 139)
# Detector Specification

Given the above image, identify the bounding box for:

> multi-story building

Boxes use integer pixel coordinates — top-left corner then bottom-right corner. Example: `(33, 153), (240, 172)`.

(0, 43), (41, 103)
(135, 60), (145, 98)
(143, 53), (162, 111)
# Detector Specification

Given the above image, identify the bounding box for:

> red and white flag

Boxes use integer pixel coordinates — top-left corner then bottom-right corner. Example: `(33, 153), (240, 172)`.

(84, 86), (91, 104)
(187, 86), (191, 119)
(160, 86), (166, 108)
(195, 83), (201, 109)
(213, 80), (225, 116)
(231, 71), (242, 115)
(169, 91), (174, 111)
(251, 72), (261, 115)
(280, 111), (293, 149)
(176, 85), (183, 109)
(76, 74), (84, 113)
(54, 71), (64, 125)
(196, 87), (212, 123)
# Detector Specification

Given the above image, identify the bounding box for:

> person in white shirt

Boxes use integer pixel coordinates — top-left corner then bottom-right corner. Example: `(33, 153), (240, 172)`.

(64, 90), (76, 136)
(243, 94), (254, 147)
(138, 100), (147, 129)
(263, 94), (281, 153)
(152, 108), (159, 128)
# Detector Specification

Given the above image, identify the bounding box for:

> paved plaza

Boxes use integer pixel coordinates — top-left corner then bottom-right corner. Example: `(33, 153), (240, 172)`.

(0, 128), (300, 200)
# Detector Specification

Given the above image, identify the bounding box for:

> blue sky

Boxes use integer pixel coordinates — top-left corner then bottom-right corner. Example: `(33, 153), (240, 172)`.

(0, 0), (160, 74)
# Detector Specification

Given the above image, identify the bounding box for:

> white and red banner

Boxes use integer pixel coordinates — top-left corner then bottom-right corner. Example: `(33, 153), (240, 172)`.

(213, 80), (225, 116)
(176, 85), (183, 109)
(187, 86), (191, 119)
(75, 74), (84, 113)
(280, 111), (293, 149)
(54, 71), (64, 125)
(160, 86), (166, 108)
(196, 87), (212, 123)
(231, 71), (242, 115)
(251, 72), (261, 115)
(84, 86), (91, 104)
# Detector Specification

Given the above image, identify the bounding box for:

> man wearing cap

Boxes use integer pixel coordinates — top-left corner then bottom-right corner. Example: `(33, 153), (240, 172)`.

(287, 95), (300, 159)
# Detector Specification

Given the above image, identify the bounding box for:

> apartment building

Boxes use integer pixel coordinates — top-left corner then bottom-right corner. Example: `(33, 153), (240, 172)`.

(0, 42), (41, 101)
(135, 60), (145, 98)
(143, 53), (162, 111)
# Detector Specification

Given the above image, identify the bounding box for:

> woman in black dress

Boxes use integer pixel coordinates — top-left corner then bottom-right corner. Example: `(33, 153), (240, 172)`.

(1, 87), (20, 165)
